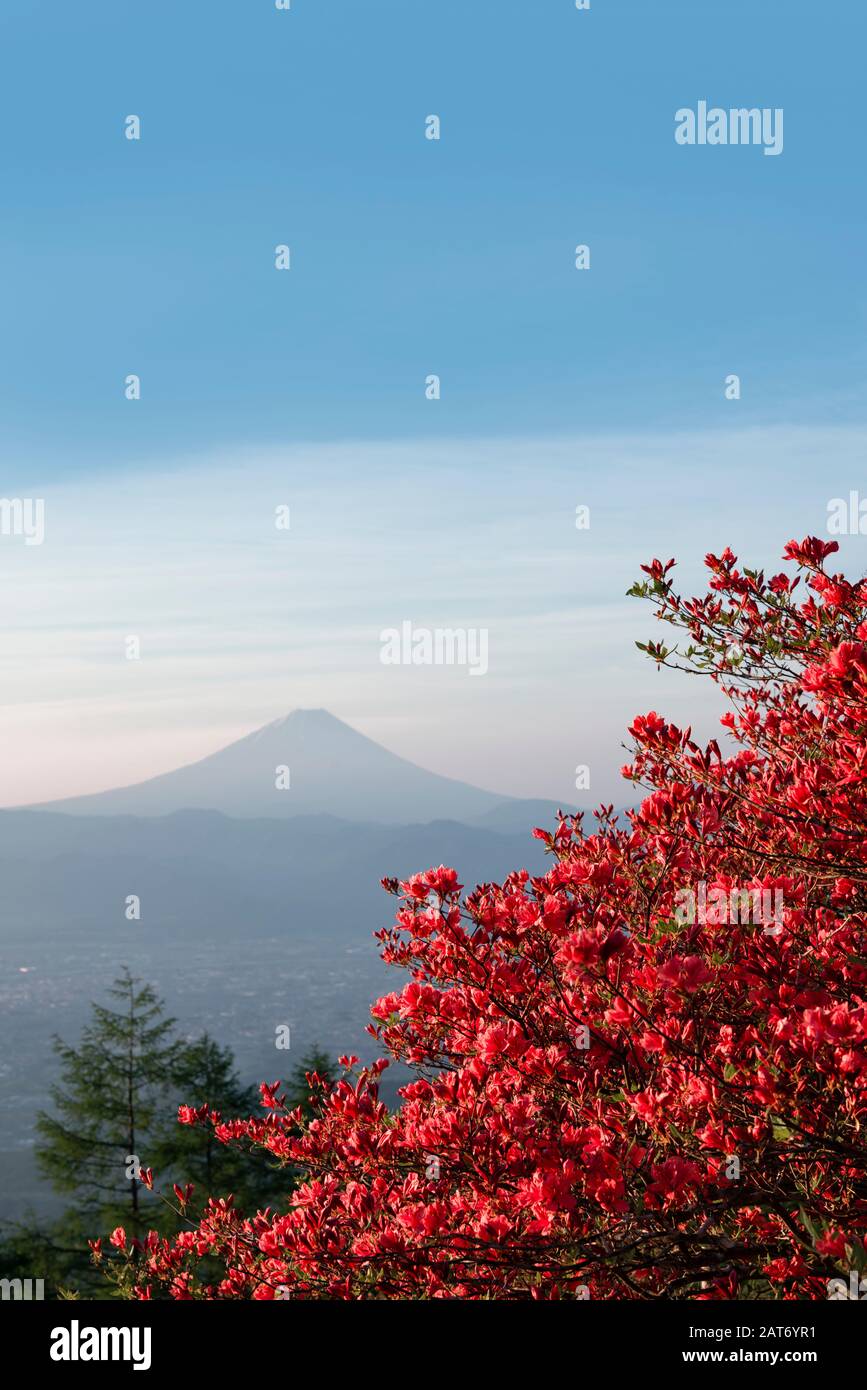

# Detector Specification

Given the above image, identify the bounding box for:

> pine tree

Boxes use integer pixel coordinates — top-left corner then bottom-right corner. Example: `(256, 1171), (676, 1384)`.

(35, 967), (178, 1233)
(284, 1046), (336, 1124)
(153, 1033), (290, 1216)
(28, 972), (341, 1296)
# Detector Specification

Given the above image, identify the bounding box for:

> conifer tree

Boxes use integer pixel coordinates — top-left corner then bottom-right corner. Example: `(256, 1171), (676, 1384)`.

(28, 974), (340, 1295)
(35, 967), (178, 1233)
(153, 1033), (290, 1215)
(283, 1046), (336, 1125)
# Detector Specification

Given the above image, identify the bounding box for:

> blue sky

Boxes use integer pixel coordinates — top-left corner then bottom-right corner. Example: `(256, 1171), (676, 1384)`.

(2, 0), (864, 468)
(0, 2), (864, 809)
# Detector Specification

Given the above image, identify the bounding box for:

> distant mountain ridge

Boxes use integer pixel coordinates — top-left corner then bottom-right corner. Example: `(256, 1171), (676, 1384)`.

(29, 709), (576, 827)
(0, 806), (552, 934)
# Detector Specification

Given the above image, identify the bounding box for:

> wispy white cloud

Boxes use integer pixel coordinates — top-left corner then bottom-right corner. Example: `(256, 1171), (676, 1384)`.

(0, 424), (863, 807)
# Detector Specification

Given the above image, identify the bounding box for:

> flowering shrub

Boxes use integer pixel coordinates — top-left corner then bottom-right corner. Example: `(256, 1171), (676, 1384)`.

(102, 538), (867, 1299)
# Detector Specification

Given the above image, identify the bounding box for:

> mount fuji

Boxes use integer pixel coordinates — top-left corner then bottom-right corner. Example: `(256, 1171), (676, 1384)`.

(32, 709), (572, 828)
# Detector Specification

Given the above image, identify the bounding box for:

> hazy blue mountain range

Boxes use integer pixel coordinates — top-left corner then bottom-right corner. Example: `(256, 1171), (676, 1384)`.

(0, 807), (553, 936)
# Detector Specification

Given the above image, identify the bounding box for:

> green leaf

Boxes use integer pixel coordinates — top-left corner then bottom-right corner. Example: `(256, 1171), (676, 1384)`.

(798, 1207), (819, 1245)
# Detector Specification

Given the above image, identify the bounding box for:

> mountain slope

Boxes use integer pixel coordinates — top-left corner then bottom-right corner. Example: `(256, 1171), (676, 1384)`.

(31, 709), (560, 825)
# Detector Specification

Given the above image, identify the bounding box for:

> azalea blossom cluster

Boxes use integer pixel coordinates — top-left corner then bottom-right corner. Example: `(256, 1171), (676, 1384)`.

(103, 537), (867, 1300)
